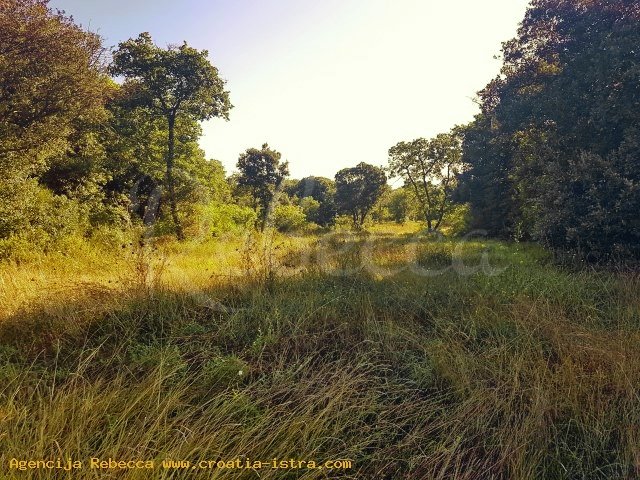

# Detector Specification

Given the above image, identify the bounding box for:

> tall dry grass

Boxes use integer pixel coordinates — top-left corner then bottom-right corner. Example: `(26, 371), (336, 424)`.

(0, 226), (638, 479)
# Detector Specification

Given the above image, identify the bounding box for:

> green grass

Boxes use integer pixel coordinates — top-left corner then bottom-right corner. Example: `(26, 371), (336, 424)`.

(0, 225), (639, 479)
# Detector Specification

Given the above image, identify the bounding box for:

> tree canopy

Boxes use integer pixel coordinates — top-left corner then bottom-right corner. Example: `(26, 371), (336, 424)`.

(460, 0), (640, 262)
(236, 143), (289, 231)
(0, 0), (109, 178)
(335, 162), (387, 227)
(110, 33), (232, 239)
(292, 177), (337, 226)
(388, 131), (463, 231)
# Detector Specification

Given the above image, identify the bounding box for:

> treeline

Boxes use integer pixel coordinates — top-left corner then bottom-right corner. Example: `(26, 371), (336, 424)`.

(0, 0), (451, 261)
(457, 0), (640, 264)
(1, 0), (639, 265)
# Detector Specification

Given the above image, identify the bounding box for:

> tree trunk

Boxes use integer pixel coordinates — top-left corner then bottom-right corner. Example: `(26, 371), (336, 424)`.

(433, 214), (443, 231)
(433, 197), (447, 231)
(166, 114), (184, 240)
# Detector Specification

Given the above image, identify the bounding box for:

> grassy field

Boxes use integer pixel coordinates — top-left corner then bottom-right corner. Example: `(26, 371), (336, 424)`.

(1, 224), (639, 479)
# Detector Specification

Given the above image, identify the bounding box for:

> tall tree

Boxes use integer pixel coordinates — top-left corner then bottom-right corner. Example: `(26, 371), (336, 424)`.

(0, 0), (108, 178)
(462, 0), (640, 261)
(236, 143), (289, 231)
(0, 0), (110, 243)
(388, 132), (463, 231)
(457, 116), (519, 238)
(110, 33), (232, 239)
(334, 162), (387, 227)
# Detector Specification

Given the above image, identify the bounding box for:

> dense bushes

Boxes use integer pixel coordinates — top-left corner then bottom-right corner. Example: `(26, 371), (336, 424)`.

(535, 148), (640, 263)
(460, 0), (640, 264)
(0, 181), (88, 261)
(271, 204), (308, 232)
(197, 203), (258, 237)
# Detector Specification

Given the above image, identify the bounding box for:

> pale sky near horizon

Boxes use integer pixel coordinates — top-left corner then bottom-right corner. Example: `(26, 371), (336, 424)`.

(50, 0), (530, 180)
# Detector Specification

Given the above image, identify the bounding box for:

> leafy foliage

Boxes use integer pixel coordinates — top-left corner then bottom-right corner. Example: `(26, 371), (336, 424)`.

(334, 162), (387, 227)
(0, 0), (110, 248)
(197, 202), (257, 237)
(271, 204), (307, 232)
(386, 187), (414, 224)
(292, 177), (337, 226)
(110, 33), (232, 239)
(389, 131), (463, 231)
(461, 0), (640, 262)
(0, 0), (109, 179)
(236, 143), (289, 231)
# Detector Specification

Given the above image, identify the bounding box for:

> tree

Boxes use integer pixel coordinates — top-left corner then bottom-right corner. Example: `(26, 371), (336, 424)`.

(99, 87), (227, 230)
(110, 33), (232, 239)
(292, 176), (337, 226)
(388, 131), (463, 231)
(0, 0), (111, 245)
(461, 0), (640, 262)
(457, 116), (520, 238)
(236, 143), (289, 231)
(334, 162), (387, 227)
(387, 187), (413, 224)
(0, 0), (109, 178)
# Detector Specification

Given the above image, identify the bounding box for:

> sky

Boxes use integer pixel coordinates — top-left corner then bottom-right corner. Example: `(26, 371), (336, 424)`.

(50, 0), (530, 180)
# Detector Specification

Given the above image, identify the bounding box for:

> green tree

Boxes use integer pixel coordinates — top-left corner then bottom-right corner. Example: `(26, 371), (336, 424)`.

(110, 33), (232, 239)
(387, 187), (413, 224)
(292, 177), (337, 226)
(101, 90), (226, 230)
(457, 117), (519, 238)
(388, 131), (463, 231)
(334, 162), (387, 227)
(462, 0), (640, 261)
(0, 0), (110, 247)
(0, 0), (108, 179)
(236, 143), (289, 231)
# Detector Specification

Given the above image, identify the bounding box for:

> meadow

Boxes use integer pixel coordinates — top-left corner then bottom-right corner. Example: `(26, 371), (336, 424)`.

(0, 224), (639, 479)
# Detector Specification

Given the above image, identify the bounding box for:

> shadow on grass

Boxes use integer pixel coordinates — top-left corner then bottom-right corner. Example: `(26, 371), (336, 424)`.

(0, 236), (639, 479)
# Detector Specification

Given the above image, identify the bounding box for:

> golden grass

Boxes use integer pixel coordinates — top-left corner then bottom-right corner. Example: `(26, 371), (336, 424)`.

(0, 225), (639, 479)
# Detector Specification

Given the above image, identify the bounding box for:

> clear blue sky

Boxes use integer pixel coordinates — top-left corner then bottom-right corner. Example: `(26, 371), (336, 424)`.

(50, 0), (530, 180)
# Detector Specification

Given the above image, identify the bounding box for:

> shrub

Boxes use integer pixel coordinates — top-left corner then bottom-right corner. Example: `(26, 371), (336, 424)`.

(535, 150), (640, 264)
(270, 204), (307, 232)
(195, 202), (258, 237)
(299, 196), (320, 223)
(387, 188), (412, 224)
(0, 180), (89, 260)
(441, 203), (470, 237)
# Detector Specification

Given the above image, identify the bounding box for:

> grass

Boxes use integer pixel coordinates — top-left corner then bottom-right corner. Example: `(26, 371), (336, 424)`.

(0, 224), (639, 479)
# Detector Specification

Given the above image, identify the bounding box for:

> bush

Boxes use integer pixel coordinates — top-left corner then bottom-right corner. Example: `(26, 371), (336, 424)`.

(299, 197), (320, 223)
(0, 180), (89, 260)
(387, 189), (411, 224)
(535, 149), (640, 264)
(270, 204), (307, 232)
(196, 202), (258, 237)
(441, 203), (471, 237)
